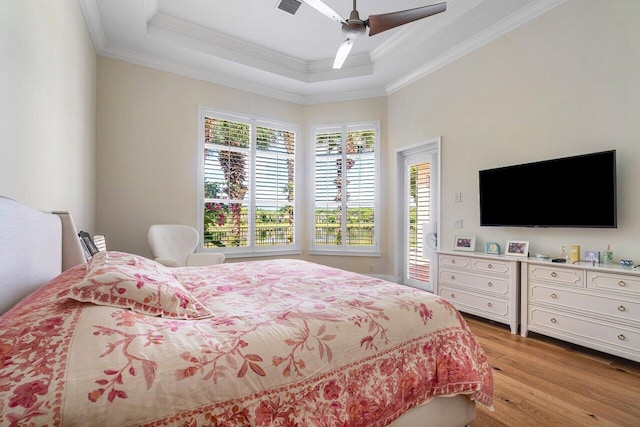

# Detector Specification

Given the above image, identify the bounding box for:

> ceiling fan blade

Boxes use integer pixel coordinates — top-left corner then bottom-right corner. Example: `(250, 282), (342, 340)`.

(333, 39), (354, 69)
(367, 2), (446, 36)
(301, 0), (346, 24)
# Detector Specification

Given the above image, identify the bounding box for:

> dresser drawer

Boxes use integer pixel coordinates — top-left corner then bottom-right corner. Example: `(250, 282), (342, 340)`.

(471, 258), (511, 275)
(439, 269), (509, 296)
(528, 307), (640, 358)
(528, 265), (584, 288)
(441, 286), (508, 317)
(587, 271), (640, 297)
(530, 284), (640, 324)
(438, 254), (470, 271)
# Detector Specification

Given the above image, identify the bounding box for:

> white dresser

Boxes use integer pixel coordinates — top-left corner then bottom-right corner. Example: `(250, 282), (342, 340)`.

(521, 259), (640, 363)
(435, 251), (520, 334)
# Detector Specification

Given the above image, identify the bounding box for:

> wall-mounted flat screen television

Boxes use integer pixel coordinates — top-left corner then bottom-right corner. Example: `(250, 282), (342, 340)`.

(479, 150), (617, 228)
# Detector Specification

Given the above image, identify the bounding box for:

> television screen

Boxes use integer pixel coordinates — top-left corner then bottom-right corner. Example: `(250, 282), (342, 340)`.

(479, 150), (617, 228)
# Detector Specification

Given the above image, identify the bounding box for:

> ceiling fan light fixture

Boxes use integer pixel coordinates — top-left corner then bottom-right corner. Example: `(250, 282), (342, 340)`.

(333, 39), (353, 69)
(303, 1), (448, 71)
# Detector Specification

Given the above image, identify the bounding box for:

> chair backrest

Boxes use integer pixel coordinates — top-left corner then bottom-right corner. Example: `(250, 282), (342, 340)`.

(148, 224), (199, 267)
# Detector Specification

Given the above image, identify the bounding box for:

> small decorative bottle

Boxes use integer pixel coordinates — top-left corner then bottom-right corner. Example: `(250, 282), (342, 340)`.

(570, 245), (580, 263)
(603, 244), (613, 264)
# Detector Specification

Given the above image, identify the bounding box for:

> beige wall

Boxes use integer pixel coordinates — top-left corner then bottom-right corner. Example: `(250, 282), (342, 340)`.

(0, 0), (96, 231)
(388, 0), (640, 261)
(96, 58), (305, 258)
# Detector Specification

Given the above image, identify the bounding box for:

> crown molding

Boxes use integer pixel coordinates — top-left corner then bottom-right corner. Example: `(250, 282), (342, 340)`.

(99, 43), (385, 105)
(147, 12), (374, 83)
(98, 45), (308, 104)
(370, 0), (485, 63)
(386, 0), (567, 95)
(302, 87), (388, 105)
(79, 0), (106, 51)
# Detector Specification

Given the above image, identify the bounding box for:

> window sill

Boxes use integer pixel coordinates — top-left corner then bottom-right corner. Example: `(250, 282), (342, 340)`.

(308, 250), (381, 257)
(216, 249), (303, 259)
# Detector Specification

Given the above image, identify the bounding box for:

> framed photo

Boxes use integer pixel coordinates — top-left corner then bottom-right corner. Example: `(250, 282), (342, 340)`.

(506, 240), (529, 257)
(453, 235), (476, 252)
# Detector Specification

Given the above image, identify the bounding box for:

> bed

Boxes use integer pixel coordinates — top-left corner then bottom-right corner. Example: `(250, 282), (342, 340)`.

(0, 196), (493, 426)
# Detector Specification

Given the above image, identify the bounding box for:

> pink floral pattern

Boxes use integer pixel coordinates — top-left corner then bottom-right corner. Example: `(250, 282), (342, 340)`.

(0, 259), (493, 426)
(65, 251), (212, 319)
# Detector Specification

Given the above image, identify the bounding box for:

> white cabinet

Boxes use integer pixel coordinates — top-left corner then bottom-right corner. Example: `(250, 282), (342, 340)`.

(435, 251), (520, 334)
(521, 260), (640, 363)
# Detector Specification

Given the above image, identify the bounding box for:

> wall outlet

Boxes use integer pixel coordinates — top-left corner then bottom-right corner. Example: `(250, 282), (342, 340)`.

(455, 192), (462, 203)
(454, 219), (463, 228)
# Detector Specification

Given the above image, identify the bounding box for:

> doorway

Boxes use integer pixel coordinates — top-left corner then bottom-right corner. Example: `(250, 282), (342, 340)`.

(395, 139), (440, 292)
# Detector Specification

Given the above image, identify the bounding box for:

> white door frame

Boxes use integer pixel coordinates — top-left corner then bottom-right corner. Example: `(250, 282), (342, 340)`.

(394, 137), (441, 289)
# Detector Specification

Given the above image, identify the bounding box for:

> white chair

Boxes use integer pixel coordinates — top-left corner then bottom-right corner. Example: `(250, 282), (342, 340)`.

(148, 224), (225, 267)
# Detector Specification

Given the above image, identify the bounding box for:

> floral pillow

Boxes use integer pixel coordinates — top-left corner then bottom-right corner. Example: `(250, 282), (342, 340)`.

(66, 251), (212, 319)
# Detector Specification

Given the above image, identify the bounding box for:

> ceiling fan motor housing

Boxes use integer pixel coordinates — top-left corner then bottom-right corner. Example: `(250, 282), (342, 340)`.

(342, 9), (366, 39)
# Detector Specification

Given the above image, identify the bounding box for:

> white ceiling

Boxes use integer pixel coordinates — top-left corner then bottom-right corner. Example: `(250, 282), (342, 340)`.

(80, 0), (566, 104)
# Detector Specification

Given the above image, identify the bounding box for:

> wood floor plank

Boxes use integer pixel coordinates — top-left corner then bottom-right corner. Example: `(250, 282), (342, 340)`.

(477, 334), (640, 412)
(462, 315), (640, 427)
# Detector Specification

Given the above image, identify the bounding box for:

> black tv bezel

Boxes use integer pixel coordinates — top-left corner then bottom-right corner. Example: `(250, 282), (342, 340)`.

(478, 150), (617, 228)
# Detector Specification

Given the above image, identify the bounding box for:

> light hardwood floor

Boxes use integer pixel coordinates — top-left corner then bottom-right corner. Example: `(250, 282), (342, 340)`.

(462, 315), (640, 427)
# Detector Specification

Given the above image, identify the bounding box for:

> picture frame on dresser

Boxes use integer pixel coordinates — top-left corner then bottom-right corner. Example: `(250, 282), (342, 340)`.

(453, 235), (476, 252)
(506, 240), (529, 257)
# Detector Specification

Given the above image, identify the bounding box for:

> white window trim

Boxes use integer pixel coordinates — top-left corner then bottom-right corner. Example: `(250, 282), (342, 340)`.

(308, 120), (381, 256)
(197, 106), (301, 258)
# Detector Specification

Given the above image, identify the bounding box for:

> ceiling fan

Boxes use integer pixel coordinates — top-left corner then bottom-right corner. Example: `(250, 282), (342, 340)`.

(302, 0), (447, 69)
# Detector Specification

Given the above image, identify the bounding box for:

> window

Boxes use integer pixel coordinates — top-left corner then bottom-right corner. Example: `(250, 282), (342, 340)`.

(199, 108), (299, 257)
(311, 122), (380, 256)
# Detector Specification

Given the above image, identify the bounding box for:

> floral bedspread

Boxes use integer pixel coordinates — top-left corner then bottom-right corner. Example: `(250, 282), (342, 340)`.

(0, 259), (493, 426)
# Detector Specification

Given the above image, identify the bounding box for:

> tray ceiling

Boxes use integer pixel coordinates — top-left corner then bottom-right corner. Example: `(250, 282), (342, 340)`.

(80, 0), (565, 104)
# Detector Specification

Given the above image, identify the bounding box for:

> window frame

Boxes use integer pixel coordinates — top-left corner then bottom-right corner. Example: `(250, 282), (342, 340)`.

(197, 106), (301, 258)
(309, 121), (381, 257)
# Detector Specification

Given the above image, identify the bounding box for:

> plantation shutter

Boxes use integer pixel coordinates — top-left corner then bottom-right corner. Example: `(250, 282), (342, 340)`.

(346, 129), (376, 247)
(203, 116), (251, 247)
(408, 162), (431, 282)
(200, 109), (298, 254)
(312, 124), (378, 253)
(314, 130), (342, 247)
(254, 125), (296, 247)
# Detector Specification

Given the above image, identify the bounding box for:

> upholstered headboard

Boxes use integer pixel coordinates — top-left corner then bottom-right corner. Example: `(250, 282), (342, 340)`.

(0, 196), (86, 315)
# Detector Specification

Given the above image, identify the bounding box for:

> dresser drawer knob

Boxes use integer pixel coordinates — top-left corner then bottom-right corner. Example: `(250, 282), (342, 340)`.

(618, 305), (626, 312)
(487, 282), (493, 287)
(550, 293), (557, 299)
(450, 293), (455, 298)
(550, 318), (557, 324)
(451, 259), (456, 264)
(618, 280), (626, 287)
(487, 302), (492, 308)
(451, 275), (456, 280)
(618, 334), (626, 341)
(488, 264), (493, 269)
(551, 272), (557, 278)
